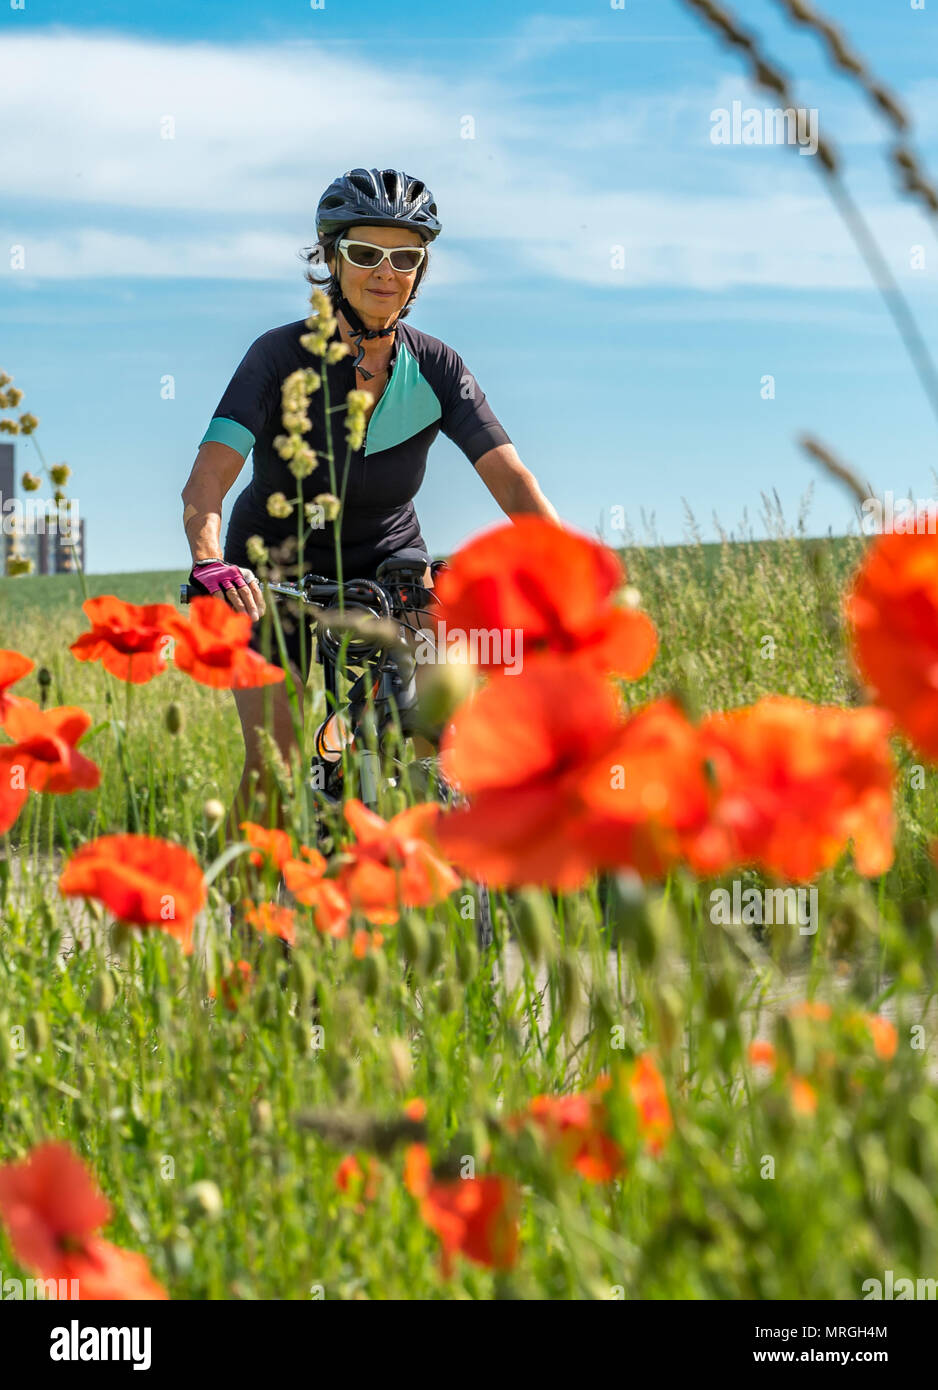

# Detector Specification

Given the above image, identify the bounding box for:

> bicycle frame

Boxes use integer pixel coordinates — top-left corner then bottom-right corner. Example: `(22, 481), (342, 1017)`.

(262, 557), (439, 811)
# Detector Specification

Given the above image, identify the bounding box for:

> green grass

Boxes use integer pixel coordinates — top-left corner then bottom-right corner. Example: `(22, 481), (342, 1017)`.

(1, 530), (938, 1299)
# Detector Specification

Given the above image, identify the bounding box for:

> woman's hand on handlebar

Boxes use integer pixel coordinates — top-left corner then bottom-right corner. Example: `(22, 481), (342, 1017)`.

(224, 568), (266, 621)
(189, 560), (266, 621)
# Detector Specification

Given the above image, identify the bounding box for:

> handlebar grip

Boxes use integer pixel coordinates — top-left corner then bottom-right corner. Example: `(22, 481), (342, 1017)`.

(179, 581), (209, 604)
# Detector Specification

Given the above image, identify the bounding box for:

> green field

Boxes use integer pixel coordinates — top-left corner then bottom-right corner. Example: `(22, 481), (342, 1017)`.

(2, 529), (938, 1300)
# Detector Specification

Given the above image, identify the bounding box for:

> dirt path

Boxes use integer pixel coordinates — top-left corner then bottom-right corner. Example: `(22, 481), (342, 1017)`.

(5, 848), (937, 1077)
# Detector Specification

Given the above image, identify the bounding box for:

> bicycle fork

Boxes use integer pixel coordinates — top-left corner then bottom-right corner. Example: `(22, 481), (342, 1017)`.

(310, 642), (419, 811)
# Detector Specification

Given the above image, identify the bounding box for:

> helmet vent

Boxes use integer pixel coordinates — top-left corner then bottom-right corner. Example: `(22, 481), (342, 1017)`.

(349, 171), (374, 197)
(316, 169), (441, 241)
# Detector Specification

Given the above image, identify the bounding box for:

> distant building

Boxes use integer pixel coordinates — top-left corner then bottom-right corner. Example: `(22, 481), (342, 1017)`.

(0, 441), (86, 575)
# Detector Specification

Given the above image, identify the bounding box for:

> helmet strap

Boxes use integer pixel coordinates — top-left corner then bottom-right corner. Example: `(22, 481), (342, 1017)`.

(333, 256), (424, 377)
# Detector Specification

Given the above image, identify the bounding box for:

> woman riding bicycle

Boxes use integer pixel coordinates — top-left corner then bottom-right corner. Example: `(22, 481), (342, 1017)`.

(180, 167), (558, 834)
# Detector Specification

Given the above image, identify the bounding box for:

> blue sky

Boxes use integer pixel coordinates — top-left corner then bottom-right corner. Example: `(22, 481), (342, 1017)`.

(3, 0), (938, 573)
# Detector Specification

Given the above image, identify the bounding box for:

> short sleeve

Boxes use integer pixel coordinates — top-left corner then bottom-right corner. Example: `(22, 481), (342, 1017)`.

(200, 332), (281, 459)
(436, 346), (511, 465)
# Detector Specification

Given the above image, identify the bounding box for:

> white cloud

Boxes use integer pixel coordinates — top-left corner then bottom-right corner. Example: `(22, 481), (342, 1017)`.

(2, 30), (935, 292)
(0, 227), (478, 283)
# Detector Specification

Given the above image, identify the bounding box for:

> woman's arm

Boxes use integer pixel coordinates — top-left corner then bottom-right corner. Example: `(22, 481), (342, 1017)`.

(181, 441), (265, 619)
(473, 443), (560, 524)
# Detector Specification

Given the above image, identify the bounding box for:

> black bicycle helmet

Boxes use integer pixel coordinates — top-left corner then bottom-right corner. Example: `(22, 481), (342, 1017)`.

(314, 168), (441, 375)
(316, 167), (442, 243)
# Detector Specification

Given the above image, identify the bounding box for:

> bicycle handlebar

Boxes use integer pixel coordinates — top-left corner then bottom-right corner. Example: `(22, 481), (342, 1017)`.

(179, 556), (447, 610)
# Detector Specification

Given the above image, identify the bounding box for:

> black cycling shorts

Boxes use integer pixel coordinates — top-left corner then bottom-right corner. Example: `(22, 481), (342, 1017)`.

(223, 535), (430, 686)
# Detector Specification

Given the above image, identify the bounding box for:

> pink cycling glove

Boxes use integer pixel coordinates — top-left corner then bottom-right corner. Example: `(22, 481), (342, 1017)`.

(189, 559), (250, 597)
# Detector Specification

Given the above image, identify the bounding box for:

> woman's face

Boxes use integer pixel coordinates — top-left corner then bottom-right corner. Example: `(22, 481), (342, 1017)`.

(329, 223), (424, 330)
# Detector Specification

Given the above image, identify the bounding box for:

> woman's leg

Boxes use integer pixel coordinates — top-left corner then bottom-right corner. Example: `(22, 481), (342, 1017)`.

(410, 564), (438, 760)
(228, 666), (306, 839)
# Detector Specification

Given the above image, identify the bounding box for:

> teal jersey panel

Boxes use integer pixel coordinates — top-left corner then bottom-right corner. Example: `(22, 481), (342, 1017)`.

(200, 416), (256, 458)
(364, 343), (442, 457)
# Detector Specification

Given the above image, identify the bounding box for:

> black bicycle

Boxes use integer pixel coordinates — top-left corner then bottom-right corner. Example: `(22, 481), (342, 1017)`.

(180, 547), (494, 951)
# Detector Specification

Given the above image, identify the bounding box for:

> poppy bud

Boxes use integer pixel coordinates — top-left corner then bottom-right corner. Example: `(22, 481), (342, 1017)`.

(185, 1180), (223, 1223)
(88, 970), (117, 1015)
(387, 1036), (413, 1089)
(251, 1099), (274, 1134)
(110, 923), (136, 960)
(399, 912), (428, 973)
(414, 658), (475, 733)
(606, 872), (652, 960)
(589, 984), (615, 1037)
(436, 977), (460, 1014)
(291, 952), (317, 1005)
(203, 798), (226, 823)
(705, 970), (735, 1022)
(255, 980), (282, 1024)
(455, 937), (478, 985)
(424, 921), (445, 977)
(554, 952), (580, 1031)
(26, 1012), (49, 1053)
(513, 889), (555, 965)
(360, 949), (385, 997)
(650, 983), (682, 1054)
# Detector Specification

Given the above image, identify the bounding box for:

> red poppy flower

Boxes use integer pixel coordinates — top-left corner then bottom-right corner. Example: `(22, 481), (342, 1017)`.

(418, 1174), (520, 1278)
(865, 1013), (898, 1060)
(168, 596), (285, 689)
(351, 927), (384, 958)
(62, 1235), (168, 1301)
(682, 697), (895, 881)
(210, 959), (254, 1011)
(433, 516), (658, 679)
(846, 530), (938, 759)
(242, 899), (297, 946)
(438, 657), (710, 889)
(789, 1001), (833, 1023)
(403, 1143), (432, 1199)
(335, 1154), (381, 1204)
(627, 1054), (672, 1156)
(0, 698), (100, 834)
(0, 1142), (166, 1300)
(69, 595), (178, 684)
(522, 1059), (671, 1173)
(523, 1084), (624, 1182)
(58, 833), (206, 953)
(789, 1077), (818, 1116)
(0, 648), (33, 723)
(749, 1039), (777, 1068)
(239, 822), (293, 871)
(336, 799), (461, 925)
(282, 852), (351, 938)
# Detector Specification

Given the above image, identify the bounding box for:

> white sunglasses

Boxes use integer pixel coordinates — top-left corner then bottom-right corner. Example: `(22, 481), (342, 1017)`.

(337, 238), (426, 273)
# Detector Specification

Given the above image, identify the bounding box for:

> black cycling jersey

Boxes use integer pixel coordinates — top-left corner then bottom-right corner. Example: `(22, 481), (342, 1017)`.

(201, 316), (511, 579)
